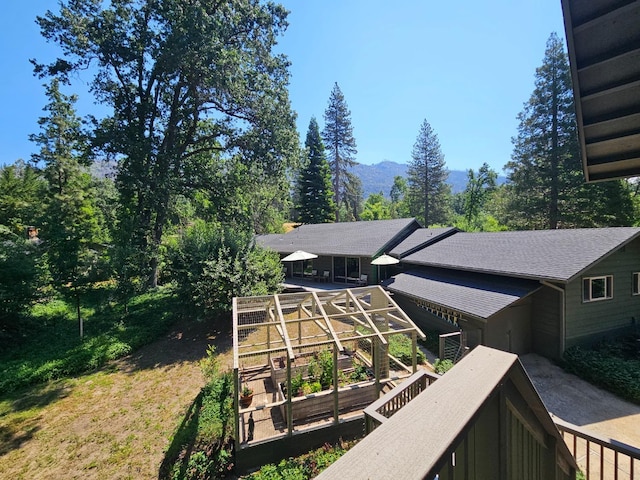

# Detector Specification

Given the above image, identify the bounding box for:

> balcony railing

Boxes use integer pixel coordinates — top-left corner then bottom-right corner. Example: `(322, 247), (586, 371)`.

(555, 417), (640, 480)
(364, 368), (640, 480)
(364, 369), (440, 434)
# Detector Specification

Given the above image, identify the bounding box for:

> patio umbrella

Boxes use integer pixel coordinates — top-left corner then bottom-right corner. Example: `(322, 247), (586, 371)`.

(371, 254), (400, 283)
(371, 254), (400, 266)
(281, 250), (318, 262)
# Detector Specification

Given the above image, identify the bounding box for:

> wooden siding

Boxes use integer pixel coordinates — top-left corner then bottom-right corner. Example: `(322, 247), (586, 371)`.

(484, 299), (533, 355)
(531, 286), (562, 359)
(565, 238), (640, 347)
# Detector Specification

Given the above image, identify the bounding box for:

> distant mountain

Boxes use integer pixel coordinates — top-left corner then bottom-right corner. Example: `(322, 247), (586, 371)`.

(350, 161), (505, 199)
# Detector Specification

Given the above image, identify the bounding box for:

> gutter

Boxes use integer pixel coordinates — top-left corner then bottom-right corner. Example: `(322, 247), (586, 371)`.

(540, 280), (566, 357)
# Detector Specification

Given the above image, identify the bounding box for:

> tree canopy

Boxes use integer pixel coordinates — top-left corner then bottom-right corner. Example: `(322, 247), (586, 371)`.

(34, 0), (298, 287)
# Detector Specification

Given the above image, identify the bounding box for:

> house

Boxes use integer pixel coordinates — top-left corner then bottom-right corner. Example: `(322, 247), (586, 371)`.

(257, 218), (424, 284)
(385, 227), (640, 359)
(317, 346), (578, 480)
(561, 0), (640, 182)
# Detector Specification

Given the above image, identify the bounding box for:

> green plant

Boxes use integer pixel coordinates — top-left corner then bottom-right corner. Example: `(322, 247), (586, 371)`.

(242, 384), (253, 397)
(434, 358), (455, 375)
(0, 285), (179, 394)
(244, 439), (357, 479)
(563, 339), (640, 405)
(388, 334), (426, 365)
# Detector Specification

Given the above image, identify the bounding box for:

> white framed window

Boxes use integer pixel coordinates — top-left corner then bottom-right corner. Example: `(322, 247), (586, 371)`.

(582, 275), (613, 302)
(633, 273), (640, 295)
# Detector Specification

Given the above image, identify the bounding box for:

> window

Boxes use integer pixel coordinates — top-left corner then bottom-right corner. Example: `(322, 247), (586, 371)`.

(633, 273), (640, 295)
(582, 275), (613, 302)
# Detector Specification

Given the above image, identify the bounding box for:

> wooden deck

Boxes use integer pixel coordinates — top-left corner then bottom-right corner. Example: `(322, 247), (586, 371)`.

(237, 367), (394, 446)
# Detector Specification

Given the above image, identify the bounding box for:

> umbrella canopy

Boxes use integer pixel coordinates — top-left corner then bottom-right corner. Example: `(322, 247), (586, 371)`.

(281, 250), (318, 262)
(371, 254), (400, 266)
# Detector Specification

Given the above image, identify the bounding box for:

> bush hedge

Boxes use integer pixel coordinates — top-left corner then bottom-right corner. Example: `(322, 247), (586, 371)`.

(563, 336), (640, 405)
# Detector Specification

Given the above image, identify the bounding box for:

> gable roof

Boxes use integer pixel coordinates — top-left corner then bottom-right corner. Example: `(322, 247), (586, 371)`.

(384, 269), (540, 319)
(316, 346), (578, 480)
(388, 227), (458, 258)
(256, 218), (420, 257)
(402, 227), (640, 283)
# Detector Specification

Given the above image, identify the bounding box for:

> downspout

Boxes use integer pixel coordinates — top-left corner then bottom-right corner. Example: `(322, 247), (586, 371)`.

(541, 280), (566, 357)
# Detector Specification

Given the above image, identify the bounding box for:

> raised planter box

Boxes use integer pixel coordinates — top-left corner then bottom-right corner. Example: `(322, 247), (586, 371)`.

(270, 352), (353, 386)
(277, 380), (378, 424)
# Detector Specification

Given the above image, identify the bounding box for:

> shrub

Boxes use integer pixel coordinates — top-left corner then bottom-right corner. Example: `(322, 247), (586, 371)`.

(244, 440), (356, 479)
(563, 340), (640, 405)
(168, 221), (283, 316)
(388, 334), (426, 365)
(434, 358), (455, 375)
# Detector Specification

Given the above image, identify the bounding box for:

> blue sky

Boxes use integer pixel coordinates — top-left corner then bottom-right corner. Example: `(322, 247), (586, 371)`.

(0, 1), (566, 173)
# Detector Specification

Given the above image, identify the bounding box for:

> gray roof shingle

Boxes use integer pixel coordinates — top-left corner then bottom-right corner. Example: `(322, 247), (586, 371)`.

(384, 269), (540, 319)
(256, 218), (420, 257)
(401, 227), (640, 282)
(389, 227), (458, 257)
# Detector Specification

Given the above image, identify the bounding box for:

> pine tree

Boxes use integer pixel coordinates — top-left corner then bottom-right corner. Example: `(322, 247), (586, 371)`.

(30, 79), (103, 335)
(504, 33), (634, 229)
(322, 83), (358, 221)
(296, 117), (335, 224)
(406, 119), (450, 226)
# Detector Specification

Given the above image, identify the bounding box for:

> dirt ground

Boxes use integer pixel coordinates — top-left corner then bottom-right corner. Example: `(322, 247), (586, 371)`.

(0, 316), (233, 480)
(520, 354), (640, 448)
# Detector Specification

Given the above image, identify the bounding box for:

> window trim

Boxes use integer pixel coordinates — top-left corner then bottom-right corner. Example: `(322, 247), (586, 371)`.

(582, 275), (613, 302)
(633, 272), (640, 295)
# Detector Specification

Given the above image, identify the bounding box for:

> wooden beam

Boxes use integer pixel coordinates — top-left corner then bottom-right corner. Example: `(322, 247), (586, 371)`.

(346, 289), (387, 346)
(274, 295), (295, 361)
(312, 291), (344, 352)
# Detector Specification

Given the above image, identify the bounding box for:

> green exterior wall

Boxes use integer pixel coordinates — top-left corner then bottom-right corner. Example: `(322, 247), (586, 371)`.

(564, 238), (640, 348)
(531, 286), (563, 359)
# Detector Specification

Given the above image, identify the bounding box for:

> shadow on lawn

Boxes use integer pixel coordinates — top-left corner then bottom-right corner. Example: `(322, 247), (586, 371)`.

(117, 313), (234, 375)
(0, 382), (70, 457)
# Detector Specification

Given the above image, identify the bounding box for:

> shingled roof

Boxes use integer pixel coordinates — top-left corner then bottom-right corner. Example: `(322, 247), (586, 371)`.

(402, 227), (640, 282)
(256, 218), (420, 257)
(384, 268), (540, 319)
(388, 227), (458, 258)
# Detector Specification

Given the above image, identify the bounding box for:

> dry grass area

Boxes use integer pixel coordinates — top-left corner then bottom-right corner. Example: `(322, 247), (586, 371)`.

(0, 317), (234, 480)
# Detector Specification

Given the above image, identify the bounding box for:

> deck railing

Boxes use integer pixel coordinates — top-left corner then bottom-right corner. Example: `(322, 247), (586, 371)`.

(364, 369), (640, 480)
(554, 418), (640, 480)
(364, 369), (440, 434)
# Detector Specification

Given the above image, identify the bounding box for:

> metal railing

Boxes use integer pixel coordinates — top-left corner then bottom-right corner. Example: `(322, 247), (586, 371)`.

(555, 418), (640, 480)
(364, 369), (440, 433)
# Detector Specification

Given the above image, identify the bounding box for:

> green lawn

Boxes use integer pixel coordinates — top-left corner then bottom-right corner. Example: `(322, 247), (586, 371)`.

(0, 284), (181, 395)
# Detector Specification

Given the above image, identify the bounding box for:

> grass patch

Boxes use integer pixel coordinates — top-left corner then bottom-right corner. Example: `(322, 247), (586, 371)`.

(0, 284), (181, 394)
(242, 439), (356, 480)
(388, 334), (426, 365)
(563, 333), (640, 405)
(161, 348), (235, 480)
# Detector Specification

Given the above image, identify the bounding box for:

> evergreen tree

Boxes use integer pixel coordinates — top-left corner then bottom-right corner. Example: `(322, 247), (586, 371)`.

(30, 79), (103, 335)
(505, 32), (634, 229)
(296, 117), (335, 223)
(406, 119), (450, 226)
(322, 83), (358, 221)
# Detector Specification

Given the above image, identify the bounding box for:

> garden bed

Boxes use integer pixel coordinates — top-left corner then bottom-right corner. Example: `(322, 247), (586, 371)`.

(270, 351), (353, 385)
(277, 379), (378, 424)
